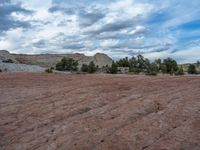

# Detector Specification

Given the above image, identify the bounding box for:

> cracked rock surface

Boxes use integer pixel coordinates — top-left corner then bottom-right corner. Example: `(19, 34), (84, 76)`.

(0, 73), (200, 150)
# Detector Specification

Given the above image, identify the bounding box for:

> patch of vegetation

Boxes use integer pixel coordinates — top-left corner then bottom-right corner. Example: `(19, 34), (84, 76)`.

(116, 57), (130, 67)
(146, 62), (159, 76)
(55, 55), (200, 76)
(2, 59), (14, 63)
(197, 60), (200, 67)
(80, 61), (98, 73)
(175, 66), (184, 75)
(88, 61), (98, 73)
(56, 57), (78, 71)
(81, 64), (89, 72)
(188, 64), (197, 74)
(106, 61), (118, 74)
(45, 68), (53, 73)
(161, 58), (178, 75)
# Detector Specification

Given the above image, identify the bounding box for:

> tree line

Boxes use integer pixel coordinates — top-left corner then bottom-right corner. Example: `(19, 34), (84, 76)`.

(106, 55), (199, 75)
(45, 55), (199, 75)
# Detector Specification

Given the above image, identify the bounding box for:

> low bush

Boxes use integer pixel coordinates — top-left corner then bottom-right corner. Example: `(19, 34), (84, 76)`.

(56, 57), (78, 71)
(88, 61), (98, 73)
(45, 68), (53, 73)
(2, 59), (14, 63)
(81, 64), (89, 72)
(188, 64), (197, 74)
(175, 66), (184, 75)
(107, 61), (118, 74)
(80, 62), (98, 73)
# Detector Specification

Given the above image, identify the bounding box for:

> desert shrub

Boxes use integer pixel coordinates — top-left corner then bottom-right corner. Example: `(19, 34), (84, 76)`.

(107, 61), (118, 74)
(161, 58), (178, 75)
(175, 66), (184, 75)
(129, 67), (141, 74)
(88, 61), (98, 73)
(45, 68), (53, 73)
(197, 60), (200, 67)
(146, 62), (159, 76)
(129, 56), (137, 68)
(188, 64), (197, 74)
(56, 57), (78, 71)
(129, 55), (151, 73)
(81, 64), (89, 72)
(2, 59), (14, 63)
(116, 57), (130, 67)
(155, 58), (162, 71)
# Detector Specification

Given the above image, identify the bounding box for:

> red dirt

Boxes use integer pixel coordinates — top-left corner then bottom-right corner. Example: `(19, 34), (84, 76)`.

(0, 73), (200, 150)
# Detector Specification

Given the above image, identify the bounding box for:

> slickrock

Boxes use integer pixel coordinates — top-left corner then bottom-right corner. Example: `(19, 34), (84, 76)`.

(0, 73), (200, 150)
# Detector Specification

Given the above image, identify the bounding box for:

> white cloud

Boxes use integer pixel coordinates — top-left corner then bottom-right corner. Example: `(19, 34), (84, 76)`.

(143, 46), (200, 63)
(100, 39), (119, 48)
(173, 47), (200, 63)
(130, 26), (146, 35)
(0, 40), (14, 50)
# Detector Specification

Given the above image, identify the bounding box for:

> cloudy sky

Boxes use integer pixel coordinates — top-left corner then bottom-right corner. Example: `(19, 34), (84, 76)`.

(0, 0), (200, 63)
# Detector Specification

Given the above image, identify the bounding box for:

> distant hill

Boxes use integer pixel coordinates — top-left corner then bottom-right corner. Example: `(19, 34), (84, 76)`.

(12, 52), (112, 68)
(0, 50), (113, 68)
(179, 63), (200, 72)
(0, 50), (45, 72)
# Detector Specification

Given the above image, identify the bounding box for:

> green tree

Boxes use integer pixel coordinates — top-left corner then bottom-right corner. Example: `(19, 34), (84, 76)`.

(162, 58), (178, 75)
(116, 57), (130, 67)
(175, 66), (184, 75)
(45, 68), (53, 73)
(146, 62), (159, 76)
(81, 64), (89, 72)
(88, 61), (98, 73)
(197, 60), (200, 67)
(129, 56), (137, 68)
(129, 55), (150, 73)
(108, 61), (118, 74)
(56, 57), (78, 71)
(136, 55), (150, 71)
(155, 58), (162, 71)
(188, 64), (197, 74)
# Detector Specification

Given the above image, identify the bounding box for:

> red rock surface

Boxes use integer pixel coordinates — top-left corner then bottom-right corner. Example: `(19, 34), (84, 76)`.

(0, 73), (200, 150)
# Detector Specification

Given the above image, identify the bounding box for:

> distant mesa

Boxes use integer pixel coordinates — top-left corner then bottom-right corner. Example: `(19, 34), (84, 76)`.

(0, 50), (113, 72)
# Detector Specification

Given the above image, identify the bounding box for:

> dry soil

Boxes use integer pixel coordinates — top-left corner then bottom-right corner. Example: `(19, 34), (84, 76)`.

(0, 73), (200, 150)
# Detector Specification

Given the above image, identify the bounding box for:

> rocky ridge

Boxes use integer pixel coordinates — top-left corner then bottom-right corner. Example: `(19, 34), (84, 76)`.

(0, 50), (113, 72)
(12, 52), (112, 68)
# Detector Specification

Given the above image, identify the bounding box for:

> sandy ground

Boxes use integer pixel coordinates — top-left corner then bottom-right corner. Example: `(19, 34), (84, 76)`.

(0, 73), (200, 150)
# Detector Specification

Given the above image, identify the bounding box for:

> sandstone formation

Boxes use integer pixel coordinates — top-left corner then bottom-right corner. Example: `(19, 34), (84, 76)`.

(0, 50), (112, 72)
(0, 50), (18, 63)
(12, 52), (113, 68)
(0, 50), (45, 72)
(0, 63), (45, 72)
(0, 73), (200, 150)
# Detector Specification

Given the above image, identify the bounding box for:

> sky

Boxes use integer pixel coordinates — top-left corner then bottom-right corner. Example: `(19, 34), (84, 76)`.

(0, 0), (200, 63)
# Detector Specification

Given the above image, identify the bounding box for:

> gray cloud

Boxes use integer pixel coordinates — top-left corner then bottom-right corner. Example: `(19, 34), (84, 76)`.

(86, 16), (142, 35)
(49, 5), (106, 27)
(62, 44), (85, 50)
(0, 0), (11, 4)
(0, 18), (30, 31)
(48, 6), (75, 15)
(33, 40), (46, 48)
(0, 3), (32, 16)
(0, 3), (32, 31)
(78, 9), (106, 27)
